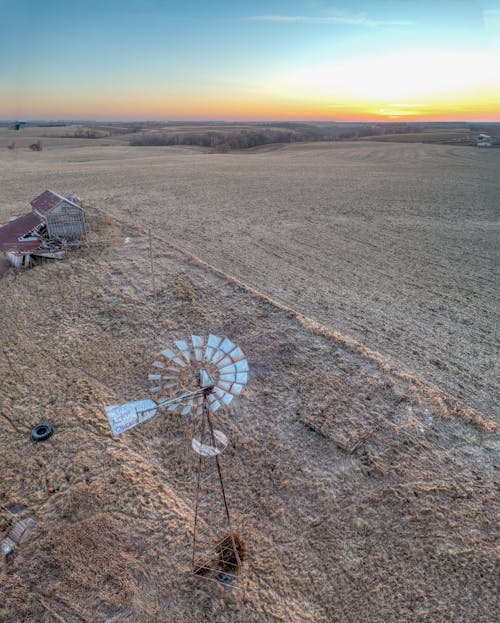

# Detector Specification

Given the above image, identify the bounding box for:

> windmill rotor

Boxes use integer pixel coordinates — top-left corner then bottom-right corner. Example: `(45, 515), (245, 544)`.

(148, 334), (248, 423)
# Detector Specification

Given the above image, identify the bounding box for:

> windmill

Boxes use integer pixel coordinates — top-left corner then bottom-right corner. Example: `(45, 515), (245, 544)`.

(105, 334), (249, 585)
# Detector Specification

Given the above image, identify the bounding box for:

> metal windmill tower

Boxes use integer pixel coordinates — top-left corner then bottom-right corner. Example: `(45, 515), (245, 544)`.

(104, 334), (248, 586)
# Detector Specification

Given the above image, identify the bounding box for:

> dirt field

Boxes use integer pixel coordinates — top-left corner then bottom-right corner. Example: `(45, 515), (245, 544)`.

(0, 131), (498, 417)
(0, 131), (499, 621)
(0, 208), (498, 622)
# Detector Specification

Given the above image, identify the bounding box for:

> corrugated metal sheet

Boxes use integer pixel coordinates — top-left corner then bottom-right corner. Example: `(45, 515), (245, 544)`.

(3, 240), (42, 252)
(31, 189), (81, 215)
(0, 213), (42, 250)
(5, 251), (23, 268)
(30, 190), (63, 215)
(46, 207), (86, 240)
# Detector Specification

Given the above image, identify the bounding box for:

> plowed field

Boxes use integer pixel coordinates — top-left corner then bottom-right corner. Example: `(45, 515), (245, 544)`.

(1, 136), (498, 415)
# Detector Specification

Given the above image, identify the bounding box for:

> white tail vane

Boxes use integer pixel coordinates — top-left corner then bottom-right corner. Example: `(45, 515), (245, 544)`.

(104, 335), (249, 586)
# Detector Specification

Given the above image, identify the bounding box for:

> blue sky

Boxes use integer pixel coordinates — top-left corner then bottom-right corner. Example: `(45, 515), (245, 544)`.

(0, 0), (499, 120)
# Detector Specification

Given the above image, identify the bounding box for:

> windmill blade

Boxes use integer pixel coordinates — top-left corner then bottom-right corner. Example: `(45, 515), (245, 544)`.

(161, 347), (186, 367)
(175, 339), (193, 362)
(210, 348), (226, 366)
(213, 387), (234, 405)
(192, 335), (205, 361)
(228, 346), (245, 361)
(219, 371), (248, 385)
(218, 360), (249, 377)
(204, 334), (223, 363)
(207, 394), (222, 412)
(230, 383), (245, 396)
(181, 399), (194, 416)
(220, 337), (236, 354)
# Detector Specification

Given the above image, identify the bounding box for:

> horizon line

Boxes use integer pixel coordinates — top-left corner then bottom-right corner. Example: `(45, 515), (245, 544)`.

(2, 118), (500, 124)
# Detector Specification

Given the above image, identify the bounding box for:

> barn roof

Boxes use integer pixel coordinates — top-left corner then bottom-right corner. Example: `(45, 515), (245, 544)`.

(0, 213), (43, 251)
(30, 189), (80, 215)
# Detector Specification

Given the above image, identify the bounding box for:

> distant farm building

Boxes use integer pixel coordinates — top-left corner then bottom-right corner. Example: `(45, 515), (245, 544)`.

(476, 134), (492, 147)
(0, 190), (86, 269)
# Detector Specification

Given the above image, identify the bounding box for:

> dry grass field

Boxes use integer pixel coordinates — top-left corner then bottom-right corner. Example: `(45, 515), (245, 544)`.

(0, 130), (499, 622)
(0, 129), (498, 416)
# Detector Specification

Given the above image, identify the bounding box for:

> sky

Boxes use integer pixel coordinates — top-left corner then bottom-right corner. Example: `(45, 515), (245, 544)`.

(0, 0), (499, 121)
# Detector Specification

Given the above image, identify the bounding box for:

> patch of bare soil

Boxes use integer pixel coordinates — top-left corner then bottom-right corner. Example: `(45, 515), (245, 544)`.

(0, 209), (498, 622)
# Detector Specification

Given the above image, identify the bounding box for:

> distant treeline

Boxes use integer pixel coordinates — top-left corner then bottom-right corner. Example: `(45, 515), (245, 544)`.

(63, 126), (143, 138)
(129, 122), (423, 150)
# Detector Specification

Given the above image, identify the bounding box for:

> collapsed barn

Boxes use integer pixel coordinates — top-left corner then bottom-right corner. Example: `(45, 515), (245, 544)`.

(0, 190), (86, 268)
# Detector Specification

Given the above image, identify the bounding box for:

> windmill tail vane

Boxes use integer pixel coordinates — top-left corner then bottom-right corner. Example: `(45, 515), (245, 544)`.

(103, 334), (249, 586)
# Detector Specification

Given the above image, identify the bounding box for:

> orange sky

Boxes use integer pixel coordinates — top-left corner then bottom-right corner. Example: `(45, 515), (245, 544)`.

(2, 2), (499, 121)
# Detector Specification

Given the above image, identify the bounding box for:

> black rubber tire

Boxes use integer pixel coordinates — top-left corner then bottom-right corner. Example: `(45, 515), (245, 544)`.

(31, 423), (53, 442)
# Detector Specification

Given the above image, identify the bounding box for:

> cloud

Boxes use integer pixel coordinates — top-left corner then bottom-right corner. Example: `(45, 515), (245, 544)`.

(483, 9), (500, 15)
(248, 12), (414, 27)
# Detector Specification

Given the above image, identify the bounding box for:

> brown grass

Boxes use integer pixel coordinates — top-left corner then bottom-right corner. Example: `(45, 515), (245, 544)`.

(0, 210), (498, 622)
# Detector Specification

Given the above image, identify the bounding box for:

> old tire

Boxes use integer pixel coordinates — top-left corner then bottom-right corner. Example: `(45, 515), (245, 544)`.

(31, 424), (53, 442)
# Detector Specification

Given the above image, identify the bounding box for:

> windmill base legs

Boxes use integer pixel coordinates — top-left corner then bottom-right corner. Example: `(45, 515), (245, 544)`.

(191, 530), (247, 587)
